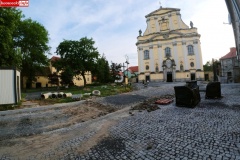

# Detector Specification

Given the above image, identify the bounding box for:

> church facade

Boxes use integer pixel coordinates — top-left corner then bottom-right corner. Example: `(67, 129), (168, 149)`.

(136, 7), (204, 82)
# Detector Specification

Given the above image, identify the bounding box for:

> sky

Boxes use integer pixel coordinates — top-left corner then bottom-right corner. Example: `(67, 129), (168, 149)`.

(20, 0), (235, 67)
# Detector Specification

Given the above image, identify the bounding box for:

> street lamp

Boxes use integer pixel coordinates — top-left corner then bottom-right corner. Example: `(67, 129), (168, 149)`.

(123, 55), (130, 89)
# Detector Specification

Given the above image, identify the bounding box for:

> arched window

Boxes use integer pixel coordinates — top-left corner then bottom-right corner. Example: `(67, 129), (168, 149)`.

(180, 64), (184, 71)
(165, 47), (171, 57)
(146, 65), (149, 70)
(144, 50), (149, 59)
(190, 62), (194, 67)
(155, 64), (159, 72)
(187, 45), (194, 55)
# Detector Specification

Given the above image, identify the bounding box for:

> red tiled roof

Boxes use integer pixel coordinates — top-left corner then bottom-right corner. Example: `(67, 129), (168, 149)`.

(128, 66), (138, 72)
(220, 47), (237, 60)
(50, 56), (60, 61)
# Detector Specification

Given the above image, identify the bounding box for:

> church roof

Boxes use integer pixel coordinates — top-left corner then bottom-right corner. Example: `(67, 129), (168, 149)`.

(145, 7), (180, 18)
(220, 47), (236, 60)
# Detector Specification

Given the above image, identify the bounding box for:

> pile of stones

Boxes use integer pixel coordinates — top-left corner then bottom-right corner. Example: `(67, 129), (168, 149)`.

(130, 94), (174, 112)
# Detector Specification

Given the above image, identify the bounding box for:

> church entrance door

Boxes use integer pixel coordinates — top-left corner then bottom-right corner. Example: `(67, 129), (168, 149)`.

(146, 75), (150, 82)
(191, 73), (195, 80)
(167, 72), (173, 82)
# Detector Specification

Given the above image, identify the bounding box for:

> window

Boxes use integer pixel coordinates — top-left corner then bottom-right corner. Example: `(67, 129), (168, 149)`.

(190, 62), (194, 67)
(146, 65), (149, 70)
(165, 47), (171, 57)
(155, 65), (159, 72)
(144, 50), (149, 59)
(180, 64), (184, 71)
(187, 45), (194, 55)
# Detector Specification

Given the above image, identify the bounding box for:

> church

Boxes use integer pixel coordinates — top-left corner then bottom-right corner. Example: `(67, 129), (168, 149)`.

(136, 7), (204, 82)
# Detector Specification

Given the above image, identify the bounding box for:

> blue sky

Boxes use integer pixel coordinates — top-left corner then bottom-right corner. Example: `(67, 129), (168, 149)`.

(20, 0), (235, 66)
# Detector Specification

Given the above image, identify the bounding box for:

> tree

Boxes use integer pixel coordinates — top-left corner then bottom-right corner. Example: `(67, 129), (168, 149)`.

(15, 18), (50, 88)
(0, 8), (22, 67)
(60, 67), (74, 86)
(203, 61), (213, 72)
(56, 37), (99, 86)
(0, 8), (50, 88)
(48, 72), (59, 86)
(93, 54), (111, 83)
(110, 62), (122, 82)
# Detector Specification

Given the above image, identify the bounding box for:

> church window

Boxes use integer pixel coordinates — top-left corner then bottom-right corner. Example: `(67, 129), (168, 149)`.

(144, 50), (150, 59)
(180, 64), (184, 71)
(155, 65), (159, 72)
(188, 45), (194, 55)
(165, 47), (171, 57)
(190, 62), (194, 67)
(146, 65), (149, 70)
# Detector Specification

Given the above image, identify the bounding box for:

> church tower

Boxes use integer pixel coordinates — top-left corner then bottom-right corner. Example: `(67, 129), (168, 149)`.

(136, 7), (204, 82)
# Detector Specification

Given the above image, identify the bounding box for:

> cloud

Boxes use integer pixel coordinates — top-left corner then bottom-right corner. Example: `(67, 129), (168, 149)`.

(20, 0), (235, 67)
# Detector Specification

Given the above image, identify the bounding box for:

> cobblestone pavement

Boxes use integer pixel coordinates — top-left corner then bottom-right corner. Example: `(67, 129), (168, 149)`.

(1, 82), (240, 160)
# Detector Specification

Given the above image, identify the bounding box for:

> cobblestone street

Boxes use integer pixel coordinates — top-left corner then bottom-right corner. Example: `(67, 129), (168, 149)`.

(1, 82), (240, 160)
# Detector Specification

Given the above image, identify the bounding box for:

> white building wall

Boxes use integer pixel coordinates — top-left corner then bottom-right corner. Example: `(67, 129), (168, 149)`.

(138, 49), (144, 73)
(0, 70), (15, 104)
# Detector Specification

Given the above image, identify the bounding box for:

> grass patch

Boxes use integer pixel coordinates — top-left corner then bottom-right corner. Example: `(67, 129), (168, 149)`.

(0, 84), (133, 111)
(37, 84), (133, 98)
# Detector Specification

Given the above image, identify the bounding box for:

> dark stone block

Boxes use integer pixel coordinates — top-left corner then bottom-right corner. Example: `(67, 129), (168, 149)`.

(205, 82), (221, 99)
(174, 85), (200, 108)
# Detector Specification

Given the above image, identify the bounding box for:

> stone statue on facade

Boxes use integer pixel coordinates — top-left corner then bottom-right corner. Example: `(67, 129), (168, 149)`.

(139, 29), (142, 36)
(190, 21), (193, 28)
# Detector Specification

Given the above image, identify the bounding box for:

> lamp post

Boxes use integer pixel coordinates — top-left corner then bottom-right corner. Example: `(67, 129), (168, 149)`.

(125, 55), (129, 86)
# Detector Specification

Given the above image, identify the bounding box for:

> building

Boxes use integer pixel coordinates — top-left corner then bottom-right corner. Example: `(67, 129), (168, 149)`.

(124, 66), (139, 83)
(220, 47), (240, 83)
(22, 56), (92, 88)
(0, 67), (21, 105)
(124, 66), (139, 78)
(225, 0), (240, 60)
(136, 7), (204, 82)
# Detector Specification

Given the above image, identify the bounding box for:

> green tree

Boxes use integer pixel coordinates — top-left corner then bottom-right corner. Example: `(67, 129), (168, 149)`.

(15, 18), (50, 88)
(0, 8), (50, 88)
(110, 62), (122, 83)
(93, 54), (111, 83)
(48, 72), (59, 86)
(203, 61), (213, 72)
(0, 8), (22, 67)
(56, 37), (99, 86)
(60, 67), (74, 86)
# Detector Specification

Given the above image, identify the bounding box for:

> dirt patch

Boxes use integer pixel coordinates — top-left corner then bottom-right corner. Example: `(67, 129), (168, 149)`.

(0, 102), (130, 159)
(47, 101), (117, 131)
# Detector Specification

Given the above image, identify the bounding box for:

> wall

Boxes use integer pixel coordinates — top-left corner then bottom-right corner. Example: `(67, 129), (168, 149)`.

(0, 68), (21, 105)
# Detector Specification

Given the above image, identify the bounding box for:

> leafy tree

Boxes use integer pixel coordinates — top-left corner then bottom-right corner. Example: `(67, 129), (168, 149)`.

(0, 8), (22, 67)
(203, 61), (213, 72)
(56, 37), (99, 86)
(15, 18), (50, 88)
(110, 62), (122, 82)
(60, 67), (74, 86)
(93, 54), (111, 83)
(0, 8), (50, 88)
(48, 72), (59, 86)
(203, 59), (220, 81)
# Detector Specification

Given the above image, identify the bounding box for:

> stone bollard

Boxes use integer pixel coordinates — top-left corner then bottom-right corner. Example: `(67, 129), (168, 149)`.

(92, 90), (101, 96)
(205, 82), (221, 99)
